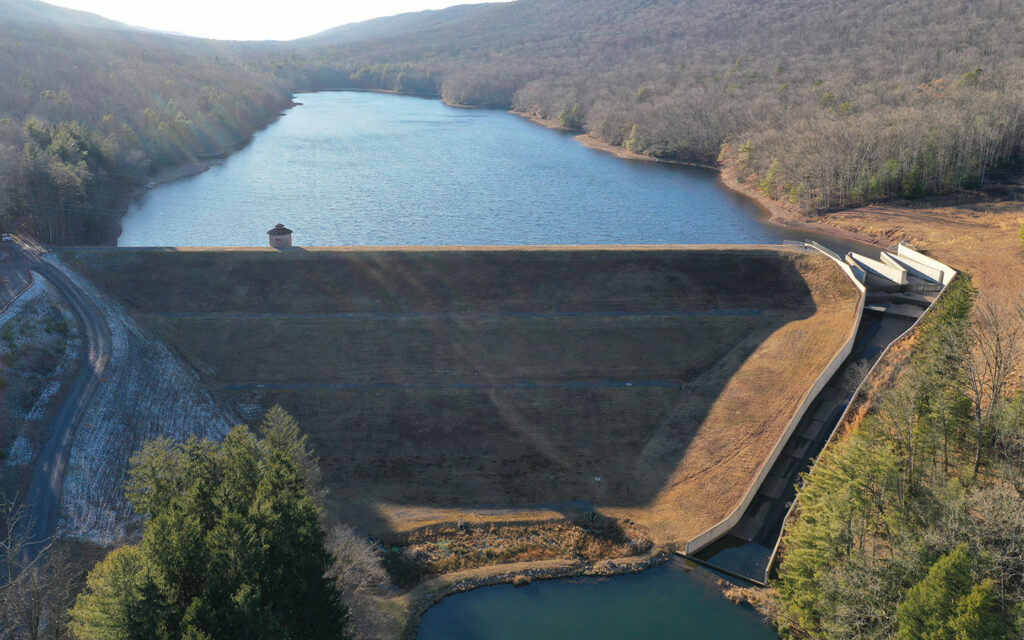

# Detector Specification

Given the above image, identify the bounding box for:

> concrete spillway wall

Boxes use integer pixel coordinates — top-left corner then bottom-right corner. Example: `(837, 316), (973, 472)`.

(684, 243), (867, 555)
(760, 251), (958, 583)
(881, 252), (943, 284)
(897, 243), (957, 284)
(847, 252), (909, 285)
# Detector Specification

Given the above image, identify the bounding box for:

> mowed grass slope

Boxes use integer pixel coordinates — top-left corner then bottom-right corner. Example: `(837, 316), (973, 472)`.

(61, 246), (860, 545)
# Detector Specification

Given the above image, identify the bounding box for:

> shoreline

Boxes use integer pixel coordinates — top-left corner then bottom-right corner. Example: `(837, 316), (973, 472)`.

(715, 165), (887, 250)
(512, 110), (886, 249)
(101, 160), (222, 246)
(99, 98), (299, 247)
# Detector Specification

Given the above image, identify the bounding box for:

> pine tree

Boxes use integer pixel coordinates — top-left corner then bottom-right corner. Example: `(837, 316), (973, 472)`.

(949, 579), (1013, 640)
(69, 410), (349, 640)
(895, 544), (1011, 640)
(897, 544), (974, 640)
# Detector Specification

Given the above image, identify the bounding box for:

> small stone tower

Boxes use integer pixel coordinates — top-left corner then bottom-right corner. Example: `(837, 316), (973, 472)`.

(267, 223), (293, 248)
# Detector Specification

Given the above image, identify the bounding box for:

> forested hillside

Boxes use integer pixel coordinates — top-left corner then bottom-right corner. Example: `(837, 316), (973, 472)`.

(0, 0), (291, 243)
(281, 0), (1024, 213)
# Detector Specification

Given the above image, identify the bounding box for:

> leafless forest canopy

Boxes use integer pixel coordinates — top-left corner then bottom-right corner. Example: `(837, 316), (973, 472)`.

(3, 0), (1024, 242)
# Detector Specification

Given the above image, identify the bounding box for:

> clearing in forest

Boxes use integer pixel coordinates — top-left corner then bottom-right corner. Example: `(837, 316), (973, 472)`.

(60, 246), (861, 547)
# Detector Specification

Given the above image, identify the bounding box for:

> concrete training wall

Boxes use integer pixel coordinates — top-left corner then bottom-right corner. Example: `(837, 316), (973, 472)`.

(897, 243), (957, 285)
(881, 252), (944, 284)
(847, 252), (909, 285)
(684, 244), (868, 555)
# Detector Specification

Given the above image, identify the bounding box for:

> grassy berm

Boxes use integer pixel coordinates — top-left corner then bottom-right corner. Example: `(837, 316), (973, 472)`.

(61, 245), (860, 576)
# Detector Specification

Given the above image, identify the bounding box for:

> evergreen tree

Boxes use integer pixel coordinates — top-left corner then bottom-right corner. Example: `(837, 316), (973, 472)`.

(896, 544), (1011, 640)
(949, 579), (1013, 640)
(897, 544), (974, 640)
(69, 411), (349, 640)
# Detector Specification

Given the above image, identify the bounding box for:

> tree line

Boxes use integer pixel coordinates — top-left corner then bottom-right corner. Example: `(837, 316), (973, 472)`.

(0, 4), (292, 243)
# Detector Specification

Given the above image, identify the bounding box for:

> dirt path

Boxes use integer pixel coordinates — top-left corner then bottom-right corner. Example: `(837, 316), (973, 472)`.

(13, 238), (112, 562)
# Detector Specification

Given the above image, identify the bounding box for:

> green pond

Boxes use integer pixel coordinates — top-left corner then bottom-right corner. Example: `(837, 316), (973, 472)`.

(417, 560), (779, 639)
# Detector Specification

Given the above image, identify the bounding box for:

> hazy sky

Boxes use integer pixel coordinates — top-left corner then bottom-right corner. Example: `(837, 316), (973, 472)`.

(44, 0), (508, 41)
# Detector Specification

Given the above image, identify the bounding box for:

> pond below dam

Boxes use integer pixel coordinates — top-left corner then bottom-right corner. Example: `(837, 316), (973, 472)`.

(418, 560), (778, 640)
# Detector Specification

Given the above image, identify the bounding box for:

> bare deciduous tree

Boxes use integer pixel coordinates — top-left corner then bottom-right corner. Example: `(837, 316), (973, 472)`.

(0, 497), (76, 640)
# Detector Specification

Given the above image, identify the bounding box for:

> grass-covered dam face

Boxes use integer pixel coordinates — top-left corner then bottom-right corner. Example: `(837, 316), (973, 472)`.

(61, 246), (860, 560)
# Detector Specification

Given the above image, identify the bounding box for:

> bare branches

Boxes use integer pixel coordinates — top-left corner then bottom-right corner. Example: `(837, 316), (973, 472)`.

(0, 496), (74, 640)
(965, 298), (1024, 477)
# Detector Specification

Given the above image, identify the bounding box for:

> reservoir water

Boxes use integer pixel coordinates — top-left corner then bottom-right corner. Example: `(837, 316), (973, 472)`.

(123, 91), (825, 249)
(118, 91), (832, 638)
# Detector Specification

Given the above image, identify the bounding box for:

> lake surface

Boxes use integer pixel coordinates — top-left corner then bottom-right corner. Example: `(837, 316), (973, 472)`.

(123, 91), (816, 248)
(418, 560), (778, 640)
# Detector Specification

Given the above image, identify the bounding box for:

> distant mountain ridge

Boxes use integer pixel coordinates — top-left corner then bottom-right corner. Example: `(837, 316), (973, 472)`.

(301, 4), (488, 45)
(0, 0), (135, 30)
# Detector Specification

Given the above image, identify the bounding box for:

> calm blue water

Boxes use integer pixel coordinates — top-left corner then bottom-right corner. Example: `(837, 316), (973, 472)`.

(120, 91), (793, 247)
(419, 560), (778, 640)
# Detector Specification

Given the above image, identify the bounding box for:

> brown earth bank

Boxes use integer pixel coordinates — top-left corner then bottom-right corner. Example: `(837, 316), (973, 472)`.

(722, 174), (1024, 300)
(58, 247), (860, 564)
(786, 190), (1024, 419)
(380, 517), (652, 588)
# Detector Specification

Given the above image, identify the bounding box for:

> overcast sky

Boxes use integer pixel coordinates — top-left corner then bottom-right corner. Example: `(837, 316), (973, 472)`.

(43, 0), (509, 41)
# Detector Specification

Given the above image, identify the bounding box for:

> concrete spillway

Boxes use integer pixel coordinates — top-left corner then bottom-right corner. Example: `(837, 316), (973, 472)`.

(684, 242), (953, 585)
(689, 309), (913, 582)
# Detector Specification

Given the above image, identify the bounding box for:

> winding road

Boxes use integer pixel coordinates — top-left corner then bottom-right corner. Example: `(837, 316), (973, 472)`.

(12, 239), (111, 562)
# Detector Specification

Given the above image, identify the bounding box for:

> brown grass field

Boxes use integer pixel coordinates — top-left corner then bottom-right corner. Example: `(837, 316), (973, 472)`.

(60, 246), (860, 549)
